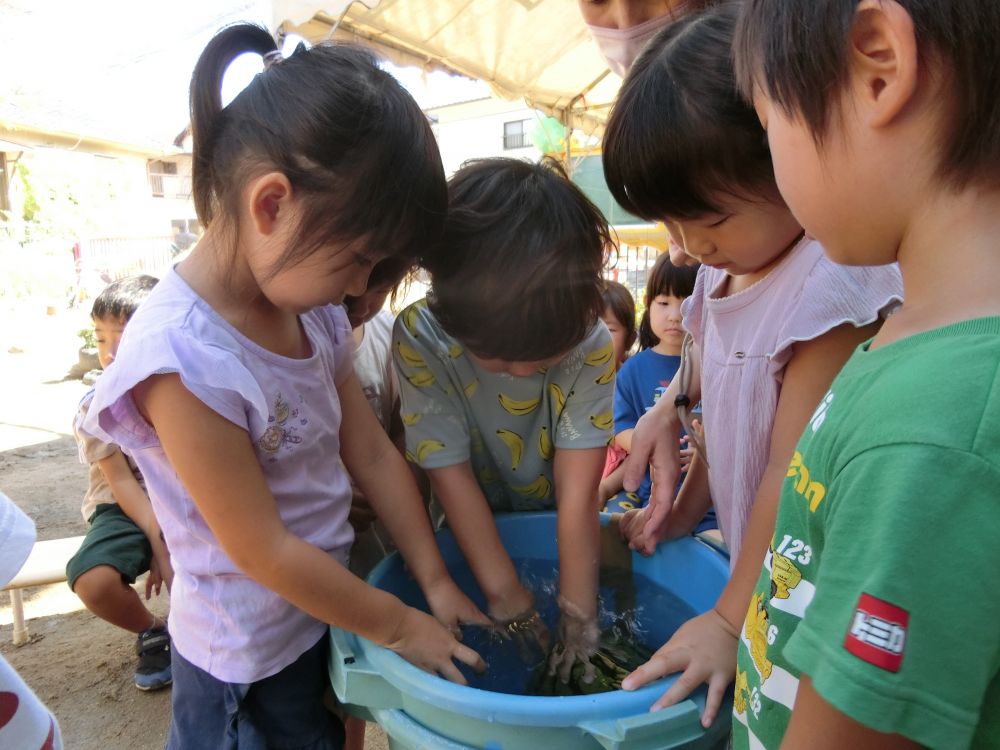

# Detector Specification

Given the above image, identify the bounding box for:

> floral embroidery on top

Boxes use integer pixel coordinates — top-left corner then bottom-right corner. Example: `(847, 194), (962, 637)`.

(257, 393), (305, 459)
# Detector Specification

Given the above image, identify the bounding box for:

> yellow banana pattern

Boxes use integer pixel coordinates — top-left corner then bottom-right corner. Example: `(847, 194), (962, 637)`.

(495, 428), (524, 470)
(394, 308), (614, 511)
(396, 340), (428, 368)
(549, 383), (567, 418)
(498, 392), (541, 416)
(478, 465), (500, 484)
(512, 473), (552, 500)
(406, 370), (436, 388)
(538, 426), (554, 460)
(415, 439), (447, 463)
(401, 305), (420, 337)
(584, 340), (614, 367)
(589, 410), (614, 431)
(595, 359), (616, 386)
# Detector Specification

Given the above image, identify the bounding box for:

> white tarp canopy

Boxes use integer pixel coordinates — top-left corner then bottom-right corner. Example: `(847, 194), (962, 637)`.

(273, 0), (623, 137)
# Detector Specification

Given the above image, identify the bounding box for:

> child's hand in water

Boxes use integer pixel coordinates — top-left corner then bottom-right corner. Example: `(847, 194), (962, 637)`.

(549, 596), (600, 684)
(423, 577), (491, 637)
(621, 608), (738, 727)
(488, 585), (550, 662)
(385, 606), (487, 685)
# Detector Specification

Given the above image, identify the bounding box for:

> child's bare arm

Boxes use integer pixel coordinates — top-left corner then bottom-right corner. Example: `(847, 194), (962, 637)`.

(549, 446), (604, 681)
(598, 461), (626, 503)
(613, 428), (634, 453)
(135, 372), (484, 682)
(427, 462), (535, 620)
(627, 322), (878, 725)
(96, 450), (157, 537)
(338, 372), (488, 631)
(715, 321), (879, 638)
(554, 446), (603, 617)
(782, 676), (921, 750)
(97, 449), (173, 593)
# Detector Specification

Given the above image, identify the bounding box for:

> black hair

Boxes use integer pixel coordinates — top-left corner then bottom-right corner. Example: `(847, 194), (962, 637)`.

(638, 252), (698, 350)
(734, 1), (1000, 189)
(189, 24), (446, 278)
(424, 157), (612, 362)
(601, 280), (637, 355)
(602, 3), (777, 221)
(91, 275), (159, 322)
(343, 255), (415, 314)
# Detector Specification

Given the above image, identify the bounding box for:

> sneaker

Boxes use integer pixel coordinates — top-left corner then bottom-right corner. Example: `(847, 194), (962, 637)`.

(135, 625), (172, 691)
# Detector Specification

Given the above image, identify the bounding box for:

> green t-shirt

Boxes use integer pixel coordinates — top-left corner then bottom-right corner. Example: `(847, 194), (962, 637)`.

(734, 317), (1000, 750)
(393, 300), (614, 511)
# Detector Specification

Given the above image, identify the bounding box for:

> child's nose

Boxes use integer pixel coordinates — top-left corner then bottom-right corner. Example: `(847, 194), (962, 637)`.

(682, 234), (713, 260)
(346, 272), (369, 298)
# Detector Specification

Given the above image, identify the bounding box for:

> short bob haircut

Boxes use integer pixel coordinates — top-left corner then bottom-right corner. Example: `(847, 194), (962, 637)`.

(425, 157), (612, 362)
(638, 253), (699, 351)
(602, 3), (776, 221)
(734, 1), (1000, 190)
(91, 275), (159, 323)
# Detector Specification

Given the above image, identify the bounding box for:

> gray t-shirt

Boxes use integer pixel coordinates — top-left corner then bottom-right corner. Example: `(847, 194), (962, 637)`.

(393, 300), (614, 512)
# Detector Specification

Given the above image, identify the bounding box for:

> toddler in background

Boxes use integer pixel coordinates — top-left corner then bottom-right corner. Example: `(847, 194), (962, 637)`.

(67, 274), (172, 692)
(601, 4), (901, 723)
(394, 157), (614, 684)
(597, 279), (637, 507)
(84, 25), (485, 749)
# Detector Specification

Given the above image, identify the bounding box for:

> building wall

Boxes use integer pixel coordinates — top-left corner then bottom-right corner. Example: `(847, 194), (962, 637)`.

(0, 145), (197, 245)
(426, 97), (542, 177)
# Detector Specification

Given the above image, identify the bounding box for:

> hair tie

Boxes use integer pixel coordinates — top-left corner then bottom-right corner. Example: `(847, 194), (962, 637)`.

(262, 50), (284, 70)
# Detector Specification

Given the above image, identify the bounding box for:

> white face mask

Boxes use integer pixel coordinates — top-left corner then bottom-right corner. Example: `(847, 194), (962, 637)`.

(586, 4), (690, 77)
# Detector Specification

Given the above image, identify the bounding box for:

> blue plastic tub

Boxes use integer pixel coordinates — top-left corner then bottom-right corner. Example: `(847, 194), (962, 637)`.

(329, 512), (732, 750)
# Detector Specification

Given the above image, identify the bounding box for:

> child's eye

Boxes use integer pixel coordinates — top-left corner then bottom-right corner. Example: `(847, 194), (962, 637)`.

(708, 215), (731, 228)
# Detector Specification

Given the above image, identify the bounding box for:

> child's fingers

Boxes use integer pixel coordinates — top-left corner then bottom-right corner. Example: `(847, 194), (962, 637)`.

(462, 605), (492, 628)
(649, 662), (710, 712)
(699, 673), (730, 728)
(453, 643), (487, 674)
(621, 645), (685, 692)
(436, 659), (469, 686)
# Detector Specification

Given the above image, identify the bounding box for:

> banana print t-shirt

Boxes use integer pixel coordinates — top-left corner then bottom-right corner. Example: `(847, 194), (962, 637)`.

(393, 300), (614, 512)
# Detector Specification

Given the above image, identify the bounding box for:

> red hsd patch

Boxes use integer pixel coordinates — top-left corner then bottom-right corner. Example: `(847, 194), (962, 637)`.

(844, 593), (908, 672)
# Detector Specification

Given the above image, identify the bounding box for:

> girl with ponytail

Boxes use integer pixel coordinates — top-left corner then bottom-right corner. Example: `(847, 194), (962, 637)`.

(84, 24), (487, 747)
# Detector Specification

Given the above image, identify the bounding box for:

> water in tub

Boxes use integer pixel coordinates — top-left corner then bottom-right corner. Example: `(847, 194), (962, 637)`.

(395, 558), (696, 696)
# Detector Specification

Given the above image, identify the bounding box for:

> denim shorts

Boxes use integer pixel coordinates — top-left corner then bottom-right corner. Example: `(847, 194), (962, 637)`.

(167, 633), (345, 750)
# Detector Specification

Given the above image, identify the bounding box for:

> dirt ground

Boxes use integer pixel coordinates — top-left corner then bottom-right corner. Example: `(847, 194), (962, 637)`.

(0, 301), (388, 750)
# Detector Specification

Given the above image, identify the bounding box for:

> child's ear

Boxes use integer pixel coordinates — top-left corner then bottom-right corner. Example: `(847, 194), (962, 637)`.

(848, 0), (919, 128)
(247, 172), (294, 236)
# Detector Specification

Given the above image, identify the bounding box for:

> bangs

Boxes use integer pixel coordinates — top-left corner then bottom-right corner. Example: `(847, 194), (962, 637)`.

(603, 4), (777, 221)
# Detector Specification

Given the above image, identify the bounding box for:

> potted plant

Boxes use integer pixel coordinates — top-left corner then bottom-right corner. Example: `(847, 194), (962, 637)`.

(72, 325), (101, 380)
